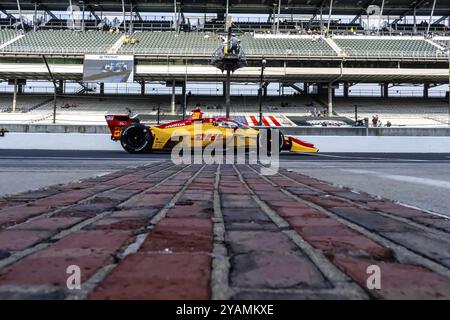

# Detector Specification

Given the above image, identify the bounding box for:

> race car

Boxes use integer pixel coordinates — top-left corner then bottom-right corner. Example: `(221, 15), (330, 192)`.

(102, 62), (128, 73)
(105, 108), (318, 154)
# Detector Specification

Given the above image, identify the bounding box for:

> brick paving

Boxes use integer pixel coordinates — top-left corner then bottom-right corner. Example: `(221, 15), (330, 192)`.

(0, 162), (449, 299)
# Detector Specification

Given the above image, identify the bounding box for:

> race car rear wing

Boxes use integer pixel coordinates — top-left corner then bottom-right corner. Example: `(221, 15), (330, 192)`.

(105, 114), (132, 140)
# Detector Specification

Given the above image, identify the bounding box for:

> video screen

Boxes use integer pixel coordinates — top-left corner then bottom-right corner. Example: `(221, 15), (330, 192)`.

(83, 54), (134, 83)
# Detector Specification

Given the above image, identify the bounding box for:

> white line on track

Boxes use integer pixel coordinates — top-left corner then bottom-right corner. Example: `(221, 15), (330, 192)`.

(342, 169), (450, 190)
(0, 156), (158, 161)
(312, 153), (427, 162)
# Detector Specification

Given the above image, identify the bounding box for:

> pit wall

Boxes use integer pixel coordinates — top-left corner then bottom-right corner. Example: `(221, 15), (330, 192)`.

(1, 132), (449, 153)
(1, 124), (450, 136)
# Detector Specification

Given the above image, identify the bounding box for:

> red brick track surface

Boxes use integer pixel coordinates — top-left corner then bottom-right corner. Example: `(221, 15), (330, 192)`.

(0, 162), (450, 299)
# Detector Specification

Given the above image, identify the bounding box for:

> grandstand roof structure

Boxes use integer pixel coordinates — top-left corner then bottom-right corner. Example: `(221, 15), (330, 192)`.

(0, 0), (449, 16)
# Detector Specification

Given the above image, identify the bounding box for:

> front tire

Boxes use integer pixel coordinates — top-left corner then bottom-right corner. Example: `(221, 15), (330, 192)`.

(257, 130), (284, 156)
(120, 124), (153, 154)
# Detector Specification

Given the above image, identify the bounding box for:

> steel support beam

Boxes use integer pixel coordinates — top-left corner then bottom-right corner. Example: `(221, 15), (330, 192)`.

(392, 0), (428, 25)
(58, 79), (64, 94)
(182, 80), (187, 119)
(0, 8), (15, 20)
(173, 0), (177, 31)
(432, 15), (449, 25)
(225, 0), (229, 32)
(327, 0), (333, 32)
(16, 0), (24, 31)
(171, 80), (176, 114)
(225, 70), (231, 118)
(12, 79), (17, 113)
(272, 3), (276, 33)
(85, 2), (101, 22)
(68, 0), (75, 30)
(288, 83), (304, 95)
(343, 81), (349, 98)
(350, 0), (376, 24)
(129, 3), (133, 33)
(132, 2), (143, 22)
(81, 1), (85, 32)
(320, 6), (323, 35)
(426, 0), (437, 34)
(121, 0), (126, 33)
(42, 55), (58, 124)
(309, 0), (326, 28)
(383, 82), (389, 98)
(276, 0), (281, 34)
(423, 83), (429, 98)
(327, 83), (333, 116)
(33, 1), (37, 31)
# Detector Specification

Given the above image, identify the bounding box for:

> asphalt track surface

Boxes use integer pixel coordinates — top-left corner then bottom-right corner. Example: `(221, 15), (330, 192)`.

(1, 149), (449, 216)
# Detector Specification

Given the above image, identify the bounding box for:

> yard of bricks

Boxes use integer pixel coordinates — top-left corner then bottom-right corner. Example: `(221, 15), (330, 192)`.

(0, 162), (450, 299)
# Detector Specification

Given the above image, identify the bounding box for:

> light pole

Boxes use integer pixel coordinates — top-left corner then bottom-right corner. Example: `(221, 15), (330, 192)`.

(258, 58), (267, 126)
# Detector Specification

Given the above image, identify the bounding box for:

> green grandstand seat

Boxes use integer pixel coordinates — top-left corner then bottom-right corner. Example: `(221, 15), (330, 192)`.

(0, 30), (121, 54)
(118, 32), (220, 55)
(0, 29), (19, 46)
(239, 35), (336, 56)
(334, 38), (439, 57)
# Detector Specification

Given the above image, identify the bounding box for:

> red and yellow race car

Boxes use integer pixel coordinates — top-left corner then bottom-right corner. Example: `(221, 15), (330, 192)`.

(105, 108), (318, 154)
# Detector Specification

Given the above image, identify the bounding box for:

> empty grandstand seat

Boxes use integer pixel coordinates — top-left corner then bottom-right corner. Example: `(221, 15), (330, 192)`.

(334, 37), (439, 57)
(117, 32), (336, 57)
(0, 30), (121, 53)
(118, 31), (220, 55)
(0, 29), (19, 46)
(241, 35), (336, 56)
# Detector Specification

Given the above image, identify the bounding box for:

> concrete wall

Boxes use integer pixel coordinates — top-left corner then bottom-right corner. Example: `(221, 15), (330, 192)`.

(299, 136), (450, 153)
(1, 124), (450, 136)
(1, 133), (449, 153)
(0, 124), (110, 134)
(271, 127), (450, 136)
(0, 133), (122, 151)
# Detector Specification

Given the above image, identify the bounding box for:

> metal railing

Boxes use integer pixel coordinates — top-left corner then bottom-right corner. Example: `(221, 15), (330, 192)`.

(338, 88), (447, 98)
(0, 85), (447, 98)
(0, 46), (117, 54)
(1, 45), (447, 60)
(339, 47), (448, 58)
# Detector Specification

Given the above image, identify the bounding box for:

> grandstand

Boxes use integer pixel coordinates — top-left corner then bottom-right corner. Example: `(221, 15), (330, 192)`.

(118, 32), (220, 55)
(334, 36), (443, 58)
(241, 34), (337, 57)
(0, 0), (448, 130)
(0, 29), (18, 47)
(1, 30), (121, 54)
(0, 29), (447, 59)
(0, 94), (448, 128)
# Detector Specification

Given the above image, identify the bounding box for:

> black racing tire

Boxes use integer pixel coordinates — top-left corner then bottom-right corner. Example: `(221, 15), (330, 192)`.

(120, 124), (153, 154)
(257, 130), (284, 156)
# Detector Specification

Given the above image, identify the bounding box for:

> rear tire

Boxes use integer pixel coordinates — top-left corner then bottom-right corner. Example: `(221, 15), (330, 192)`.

(120, 124), (153, 154)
